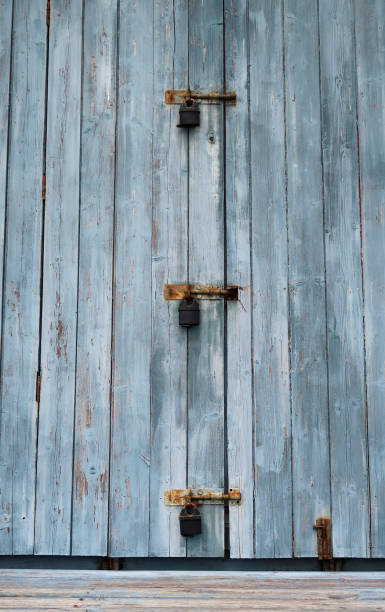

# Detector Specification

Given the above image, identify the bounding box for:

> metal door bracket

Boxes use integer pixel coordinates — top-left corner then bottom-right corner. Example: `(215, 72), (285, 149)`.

(164, 284), (239, 301)
(164, 488), (241, 506)
(165, 89), (236, 105)
(313, 517), (332, 560)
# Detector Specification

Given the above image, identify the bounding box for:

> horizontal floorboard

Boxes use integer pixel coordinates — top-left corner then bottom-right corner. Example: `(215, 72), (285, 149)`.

(0, 571), (385, 610)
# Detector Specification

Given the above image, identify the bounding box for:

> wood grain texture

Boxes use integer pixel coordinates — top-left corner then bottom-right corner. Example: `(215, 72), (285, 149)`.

(34, 0), (83, 556)
(71, 0), (116, 556)
(249, 0), (292, 558)
(0, 0), (47, 555)
(355, 0), (385, 558)
(1, 0), (383, 561)
(149, 0), (188, 558)
(1, 570), (385, 611)
(225, 0), (254, 559)
(0, 0), (13, 549)
(109, 0), (153, 557)
(0, 1), (13, 434)
(284, 0), (330, 557)
(319, 0), (369, 558)
(187, 0), (225, 558)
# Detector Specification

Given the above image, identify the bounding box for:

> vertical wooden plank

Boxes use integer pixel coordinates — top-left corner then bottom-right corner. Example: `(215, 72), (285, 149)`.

(284, 0), (330, 557)
(34, 0), (82, 555)
(0, 0), (12, 378)
(149, 0), (188, 558)
(0, 0), (13, 551)
(0, 0), (46, 554)
(225, 0), (254, 559)
(319, 0), (369, 557)
(109, 0), (153, 557)
(187, 0), (225, 558)
(355, 0), (385, 558)
(248, 0), (292, 558)
(72, 0), (116, 556)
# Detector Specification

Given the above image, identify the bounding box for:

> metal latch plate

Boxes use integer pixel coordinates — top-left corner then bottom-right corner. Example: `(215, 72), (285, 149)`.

(164, 488), (241, 506)
(164, 284), (239, 301)
(165, 89), (236, 105)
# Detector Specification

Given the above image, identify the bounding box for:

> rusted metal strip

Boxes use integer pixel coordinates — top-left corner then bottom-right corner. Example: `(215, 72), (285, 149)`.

(42, 174), (46, 201)
(164, 488), (241, 506)
(164, 284), (238, 301)
(313, 517), (332, 560)
(165, 89), (236, 105)
(36, 373), (41, 404)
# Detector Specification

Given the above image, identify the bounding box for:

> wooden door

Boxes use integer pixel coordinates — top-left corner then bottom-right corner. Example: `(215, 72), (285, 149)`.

(0, 0), (384, 560)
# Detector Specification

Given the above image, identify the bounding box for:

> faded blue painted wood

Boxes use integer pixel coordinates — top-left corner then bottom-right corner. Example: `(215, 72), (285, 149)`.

(249, 0), (292, 558)
(0, 3), (12, 441)
(1, 0), (385, 559)
(71, 0), (117, 556)
(34, 0), (83, 556)
(187, 0), (224, 558)
(109, 0), (153, 557)
(319, 0), (369, 558)
(355, 0), (385, 558)
(284, 0), (330, 557)
(0, 0), (47, 554)
(225, 0), (254, 559)
(0, 0), (13, 554)
(149, 0), (188, 558)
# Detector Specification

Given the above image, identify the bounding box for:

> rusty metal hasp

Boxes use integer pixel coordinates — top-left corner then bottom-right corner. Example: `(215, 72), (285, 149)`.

(165, 89), (236, 105)
(313, 517), (332, 560)
(164, 488), (241, 506)
(164, 284), (239, 301)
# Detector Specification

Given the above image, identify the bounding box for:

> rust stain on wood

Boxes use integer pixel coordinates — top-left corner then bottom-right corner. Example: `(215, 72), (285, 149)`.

(35, 373), (41, 404)
(75, 467), (89, 502)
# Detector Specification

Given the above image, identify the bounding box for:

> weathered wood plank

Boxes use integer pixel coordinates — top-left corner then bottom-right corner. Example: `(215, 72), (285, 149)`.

(2, 570), (385, 611)
(249, 0), (292, 558)
(34, 0), (83, 556)
(319, 0), (369, 557)
(225, 0), (254, 559)
(0, 0), (47, 555)
(109, 0), (153, 556)
(0, 0), (13, 419)
(72, 0), (116, 555)
(284, 0), (330, 557)
(355, 0), (385, 558)
(0, 0), (13, 549)
(187, 0), (225, 558)
(149, 0), (188, 558)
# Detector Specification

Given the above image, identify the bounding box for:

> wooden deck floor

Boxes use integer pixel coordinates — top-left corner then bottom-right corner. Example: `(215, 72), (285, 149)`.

(0, 570), (384, 610)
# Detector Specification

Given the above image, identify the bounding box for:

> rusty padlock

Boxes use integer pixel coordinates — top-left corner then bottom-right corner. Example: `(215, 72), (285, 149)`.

(179, 502), (202, 537)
